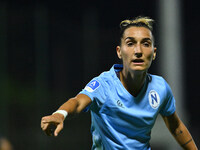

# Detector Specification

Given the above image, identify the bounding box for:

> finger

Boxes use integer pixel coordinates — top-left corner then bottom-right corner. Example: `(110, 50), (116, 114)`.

(45, 127), (53, 136)
(42, 115), (60, 124)
(54, 123), (63, 137)
(41, 116), (51, 123)
(41, 119), (48, 128)
(45, 123), (57, 136)
(42, 123), (50, 131)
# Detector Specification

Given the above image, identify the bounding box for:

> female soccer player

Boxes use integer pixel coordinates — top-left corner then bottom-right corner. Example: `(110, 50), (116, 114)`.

(41, 16), (197, 150)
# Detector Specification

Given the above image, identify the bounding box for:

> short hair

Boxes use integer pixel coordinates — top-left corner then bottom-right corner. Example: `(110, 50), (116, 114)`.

(119, 16), (155, 45)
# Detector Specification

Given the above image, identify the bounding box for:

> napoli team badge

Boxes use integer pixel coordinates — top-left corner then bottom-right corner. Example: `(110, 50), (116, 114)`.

(85, 80), (100, 92)
(148, 90), (160, 109)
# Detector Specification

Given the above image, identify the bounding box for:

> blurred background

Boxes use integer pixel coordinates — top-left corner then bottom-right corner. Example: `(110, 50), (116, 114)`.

(0, 0), (199, 150)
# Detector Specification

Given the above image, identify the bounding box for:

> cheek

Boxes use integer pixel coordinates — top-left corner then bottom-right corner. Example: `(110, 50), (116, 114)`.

(120, 49), (129, 60)
(121, 52), (132, 64)
(145, 50), (154, 60)
(121, 47), (134, 59)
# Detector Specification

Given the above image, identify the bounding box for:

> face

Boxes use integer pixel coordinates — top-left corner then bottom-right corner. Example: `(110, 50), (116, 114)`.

(116, 26), (156, 73)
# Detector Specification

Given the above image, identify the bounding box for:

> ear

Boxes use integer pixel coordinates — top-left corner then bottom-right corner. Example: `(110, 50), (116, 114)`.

(153, 47), (157, 60)
(116, 46), (122, 59)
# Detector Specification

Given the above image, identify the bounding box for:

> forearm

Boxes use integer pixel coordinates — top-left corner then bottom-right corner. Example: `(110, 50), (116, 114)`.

(171, 122), (197, 150)
(41, 94), (91, 136)
(41, 97), (81, 137)
(57, 94), (92, 116)
(58, 97), (80, 116)
(163, 112), (198, 150)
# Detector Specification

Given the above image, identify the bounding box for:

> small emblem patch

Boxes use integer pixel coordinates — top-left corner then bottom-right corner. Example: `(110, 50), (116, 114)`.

(85, 80), (100, 92)
(148, 90), (160, 109)
(117, 100), (124, 108)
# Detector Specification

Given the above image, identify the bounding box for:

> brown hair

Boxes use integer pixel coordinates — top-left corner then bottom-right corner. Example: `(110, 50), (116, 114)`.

(119, 16), (154, 45)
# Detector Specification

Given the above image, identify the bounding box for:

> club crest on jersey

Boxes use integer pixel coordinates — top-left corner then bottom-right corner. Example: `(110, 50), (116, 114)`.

(85, 80), (100, 92)
(148, 90), (160, 109)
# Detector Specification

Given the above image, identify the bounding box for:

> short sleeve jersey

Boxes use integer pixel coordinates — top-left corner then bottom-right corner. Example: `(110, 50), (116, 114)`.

(79, 64), (176, 150)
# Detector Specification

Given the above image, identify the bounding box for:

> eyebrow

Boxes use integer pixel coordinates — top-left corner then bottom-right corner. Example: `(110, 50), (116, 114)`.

(125, 37), (152, 42)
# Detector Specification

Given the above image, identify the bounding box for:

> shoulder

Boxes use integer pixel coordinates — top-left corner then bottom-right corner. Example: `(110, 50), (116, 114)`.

(148, 74), (167, 84)
(96, 67), (116, 83)
(148, 74), (174, 98)
(83, 65), (120, 94)
(97, 64), (121, 81)
(85, 69), (113, 91)
(147, 74), (171, 92)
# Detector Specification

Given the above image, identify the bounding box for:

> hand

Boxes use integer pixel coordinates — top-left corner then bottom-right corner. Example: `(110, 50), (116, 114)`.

(41, 113), (65, 137)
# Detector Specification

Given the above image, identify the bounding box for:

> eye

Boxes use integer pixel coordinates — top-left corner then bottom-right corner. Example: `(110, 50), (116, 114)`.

(127, 42), (133, 46)
(143, 41), (151, 47)
(126, 40), (136, 47)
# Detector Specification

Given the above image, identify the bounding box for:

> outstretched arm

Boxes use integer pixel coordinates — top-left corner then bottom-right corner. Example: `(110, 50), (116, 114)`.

(41, 94), (92, 137)
(162, 112), (198, 150)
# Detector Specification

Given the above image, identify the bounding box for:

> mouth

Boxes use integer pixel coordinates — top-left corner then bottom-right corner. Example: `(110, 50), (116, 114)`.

(132, 59), (144, 64)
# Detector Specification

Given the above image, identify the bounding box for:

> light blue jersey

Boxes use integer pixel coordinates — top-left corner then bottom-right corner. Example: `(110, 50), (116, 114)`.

(79, 64), (176, 150)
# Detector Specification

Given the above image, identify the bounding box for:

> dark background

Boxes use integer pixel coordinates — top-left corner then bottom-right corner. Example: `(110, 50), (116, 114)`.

(0, 0), (199, 149)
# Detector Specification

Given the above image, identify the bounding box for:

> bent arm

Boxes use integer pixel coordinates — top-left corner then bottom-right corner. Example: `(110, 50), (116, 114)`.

(58, 93), (92, 115)
(162, 112), (198, 150)
(41, 94), (92, 136)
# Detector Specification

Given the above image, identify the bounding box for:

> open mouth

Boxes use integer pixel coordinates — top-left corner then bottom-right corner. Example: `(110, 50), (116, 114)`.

(132, 59), (144, 63)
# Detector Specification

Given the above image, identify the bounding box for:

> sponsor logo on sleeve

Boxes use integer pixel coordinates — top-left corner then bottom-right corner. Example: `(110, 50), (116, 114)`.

(148, 90), (160, 109)
(84, 80), (100, 92)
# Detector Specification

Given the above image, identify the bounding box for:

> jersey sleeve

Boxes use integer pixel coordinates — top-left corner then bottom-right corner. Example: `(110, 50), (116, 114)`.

(79, 77), (107, 111)
(159, 80), (176, 116)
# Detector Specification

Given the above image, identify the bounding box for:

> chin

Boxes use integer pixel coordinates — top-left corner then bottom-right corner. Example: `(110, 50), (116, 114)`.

(131, 66), (146, 71)
(130, 66), (148, 73)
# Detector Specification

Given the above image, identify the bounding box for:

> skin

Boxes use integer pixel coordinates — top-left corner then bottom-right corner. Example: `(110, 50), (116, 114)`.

(0, 138), (13, 150)
(116, 26), (156, 96)
(41, 94), (91, 136)
(41, 25), (197, 149)
(162, 113), (197, 149)
(115, 26), (197, 149)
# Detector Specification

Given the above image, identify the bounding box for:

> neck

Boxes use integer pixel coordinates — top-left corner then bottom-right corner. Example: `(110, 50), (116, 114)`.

(120, 69), (147, 97)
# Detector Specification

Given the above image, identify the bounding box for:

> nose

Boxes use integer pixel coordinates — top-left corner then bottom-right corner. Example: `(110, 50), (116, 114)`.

(134, 44), (142, 58)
